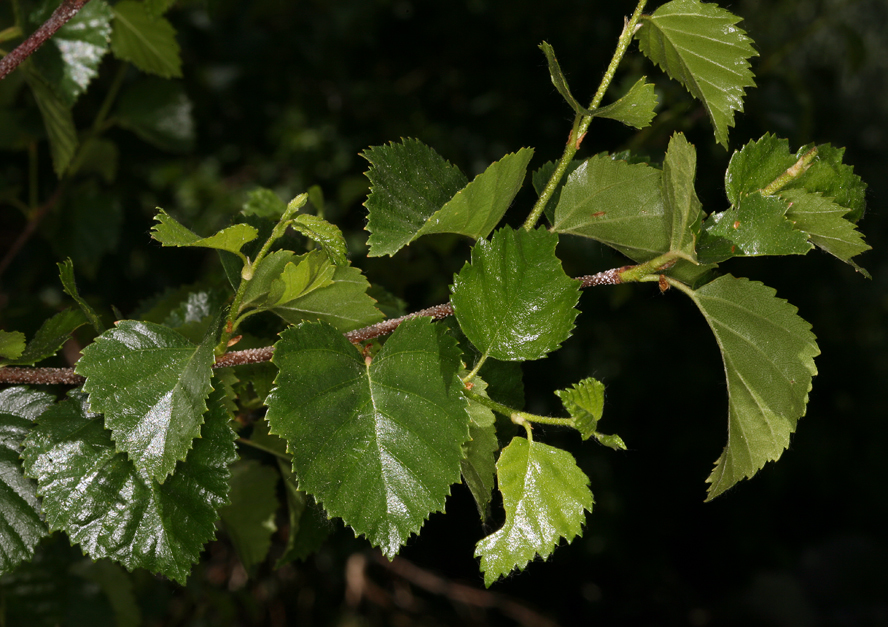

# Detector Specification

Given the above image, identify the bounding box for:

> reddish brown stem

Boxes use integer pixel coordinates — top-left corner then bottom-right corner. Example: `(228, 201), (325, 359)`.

(0, 0), (91, 81)
(0, 267), (628, 385)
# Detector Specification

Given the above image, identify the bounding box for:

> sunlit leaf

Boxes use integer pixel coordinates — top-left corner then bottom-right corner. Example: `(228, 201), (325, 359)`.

(552, 154), (668, 261)
(22, 388), (236, 583)
(363, 138), (468, 256)
(593, 77), (659, 129)
(76, 320), (216, 482)
(111, 1), (182, 78)
(636, 0), (757, 147)
(451, 227), (580, 362)
(475, 437), (594, 586)
(0, 387), (54, 575)
(218, 460), (279, 572)
(680, 275), (820, 500)
(661, 132), (702, 261)
(265, 318), (470, 558)
(151, 209), (258, 256)
(290, 214), (348, 265)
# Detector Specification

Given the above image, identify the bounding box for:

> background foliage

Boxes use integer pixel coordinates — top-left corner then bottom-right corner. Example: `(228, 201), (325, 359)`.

(1, 0), (887, 625)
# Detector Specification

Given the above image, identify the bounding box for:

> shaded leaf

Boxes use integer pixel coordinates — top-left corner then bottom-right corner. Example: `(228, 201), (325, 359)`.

(363, 138), (468, 256)
(242, 188), (287, 219)
(111, 1), (182, 78)
(218, 460), (279, 571)
(116, 78), (194, 152)
(276, 463), (331, 566)
(22, 388), (236, 583)
(0, 331), (25, 361)
(531, 158), (583, 225)
(0, 387), (54, 575)
(1, 308), (87, 366)
(556, 378), (602, 440)
(475, 437), (594, 586)
(48, 183), (122, 277)
(552, 154), (668, 261)
(661, 132), (702, 261)
(593, 77), (659, 129)
(417, 148), (534, 240)
(636, 0), (757, 147)
(74, 137), (118, 183)
(58, 258), (104, 332)
(76, 320), (216, 482)
(451, 227), (580, 362)
(697, 192), (812, 264)
(151, 209), (258, 256)
(25, 72), (77, 177)
(680, 275), (819, 500)
(291, 214), (348, 265)
(538, 41), (590, 116)
(461, 375), (498, 520)
(265, 318), (470, 558)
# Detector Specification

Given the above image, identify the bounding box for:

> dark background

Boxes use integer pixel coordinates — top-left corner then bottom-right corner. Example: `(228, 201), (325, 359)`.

(1, 0), (886, 625)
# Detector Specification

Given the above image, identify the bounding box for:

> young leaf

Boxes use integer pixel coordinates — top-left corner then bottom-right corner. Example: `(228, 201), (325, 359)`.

(265, 318), (470, 558)
(460, 375), (498, 520)
(555, 377), (626, 449)
(218, 460), (279, 572)
(680, 275), (819, 500)
(111, 1), (182, 78)
(697, 192), (812, 264)
(416, 148), (534, 241)
(1, 309), (87, 366)
(661, 133), (703, 262)
(242, 188), (288, 219)
(25, 72), (77, 177)
(0, 331), (26, 361)
(593, 77), (659, 129)
(782, 189), (870, 273)
(290, 214), (348, 265)
(0, 387), (55, 575)
(151, 209), (258, 257)
(58, 259), (104, 332)
(363, 138), (468, 257)
(22, 389), (236, 584)
(451, 227), (580, 362)
(475, 437), (594, 587)
(29, 0), (113, 106)
(551, 154), (668, 262)
(725, 134), (797, 205)
(116, 78), (194, 152)
(636, 0), (757, 148)
(538, 41), (590, 116)
(76, 320), (216, 483)
(531, 159), (583, 224)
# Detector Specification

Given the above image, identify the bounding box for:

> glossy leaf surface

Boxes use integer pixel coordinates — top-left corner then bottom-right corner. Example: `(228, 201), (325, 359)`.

(451, 228), (580, 362)
(76, 321), (216, 482)
(111, 1), (182, 78)
(290, 214), (348, 265)
(636, 0), (757, 147)
(22, 390), (236, 583)
(475, 437), (594, 586)
(363, 138), (468, 256)
(218, 460), (279, 572)
(417, 148), (534, 240)
(555, 377), (626, 449)
(551, 154), (667, 262)
(682, 276), (820, 500)
(265, 318), (469, 558)
(0, 387), (55, 574)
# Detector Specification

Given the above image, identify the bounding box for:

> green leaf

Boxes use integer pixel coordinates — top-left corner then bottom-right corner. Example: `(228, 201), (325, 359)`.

(77, 560), (142, 627)
(363, 138), (468, 256)
(151, 209), (258, 257)
(552, 154), (668, 262)
(538, 41), (590, 116)
(416, 148), (534, 240)
(557, 378), (626, 450)
(74, 137), (119, 183)
(218, 460), (279, 571)
(782, 189), (870, 274)
(242, 187), (287, 219)
(636, 0), (757, 147)
(29, 0), (113, 106)
(22, 388), (236, 584)
(116, 78), (194, 152)
(531, 159), (583, 225)
(144, 0), (177, 16)
(58, 259), (104, 332)
(1, 308), (87, 366)
(267, 252), (335, 307)
(0, 387), (55, 575)
(593, 77), (659, 129)
(792, 143), (867, 223)
(25, 72), (77, 177)
(697, 192), (812, 264)
(680, 275), (819, 500)
(475, 437), (594, 587)
(76, 320), (216, 482)
(724, 134), (797, 205)
(661, 132), (703, 261)
(110, 1), (182, 78)
(48, 183), (122, 277)
(460, 375), (498, 519)
(290, 213), (348, 265)
(0, 331), (26, 361)
(452, 227), (580, 362)
(265, 318), (470, 558)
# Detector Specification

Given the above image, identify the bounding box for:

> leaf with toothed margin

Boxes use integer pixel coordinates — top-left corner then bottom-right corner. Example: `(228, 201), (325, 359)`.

(0, 309), (87, 367)
(76, 320), (216, 483)
(151, 209), (258, 256)
(21, 387), (236, 584)
(679, 275), (820, 500)
(475, 437), (594, 587)
(265, 317), (470, 558)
